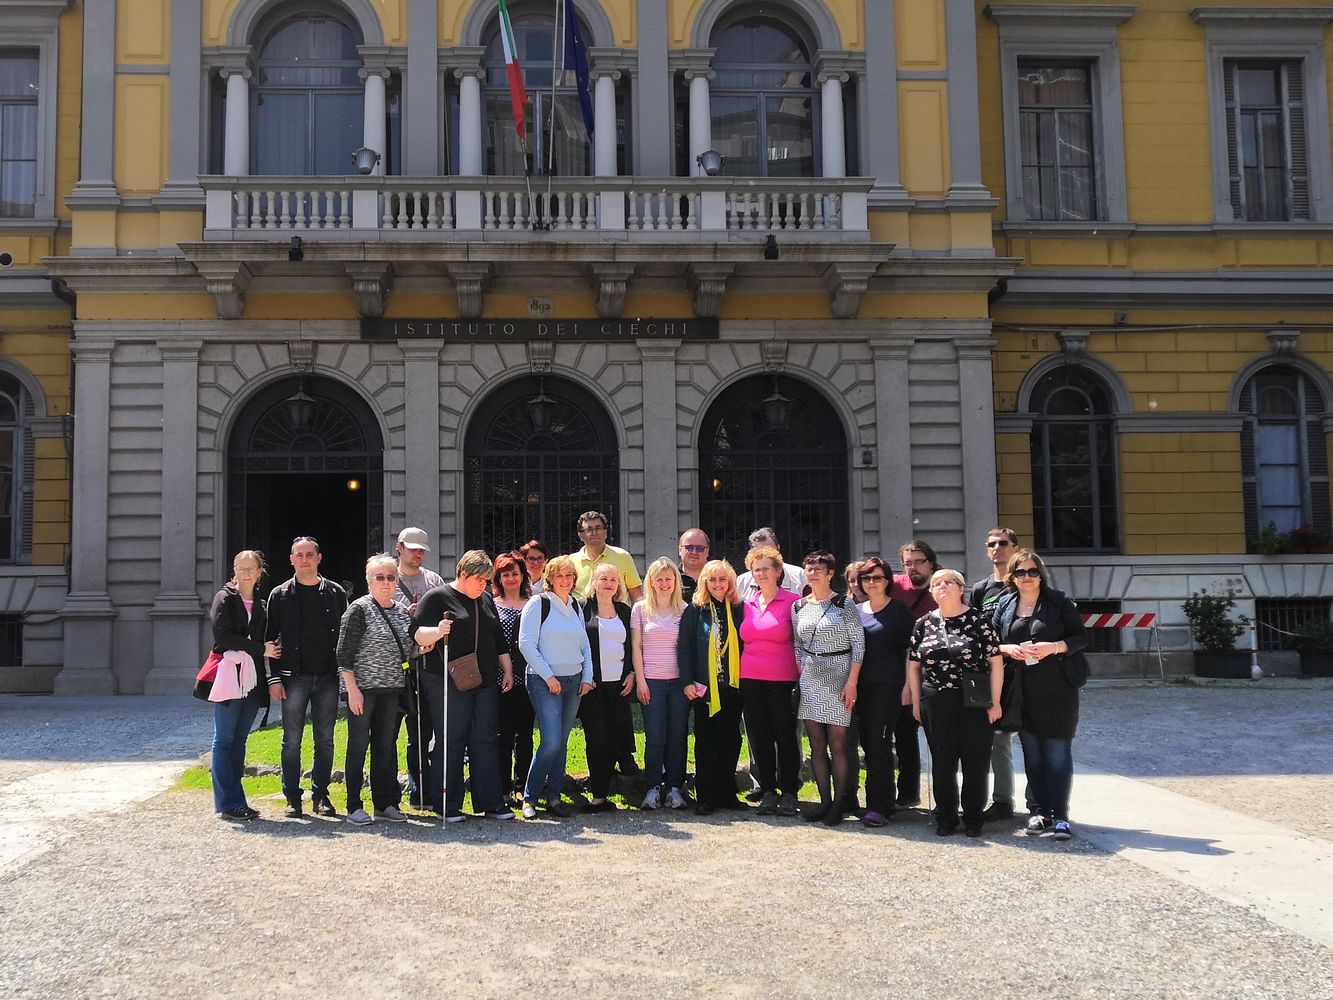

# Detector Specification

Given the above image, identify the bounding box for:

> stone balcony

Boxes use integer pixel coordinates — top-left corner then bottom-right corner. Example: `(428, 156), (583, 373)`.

(201, 175), (872, 241)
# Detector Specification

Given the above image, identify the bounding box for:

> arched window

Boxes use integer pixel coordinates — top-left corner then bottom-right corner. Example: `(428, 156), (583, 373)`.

(1240, 365), (1330, 537)
(1029, 365), (1119, 551)
(710, 17), (815, 177)
(698, 374), (848, 564)
(252, 10), (367, 175)
(464, 376), (620, 556)
(481, 5), (619, 176)
(0, 372), (32, 564)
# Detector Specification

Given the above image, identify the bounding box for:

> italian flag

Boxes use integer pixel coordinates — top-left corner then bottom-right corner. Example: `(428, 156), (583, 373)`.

(497, 0), (527, 143)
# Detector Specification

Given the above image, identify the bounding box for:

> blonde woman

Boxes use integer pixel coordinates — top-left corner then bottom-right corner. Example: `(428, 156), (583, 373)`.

(631, 558), (689, 809)
(579, 563), (634, 812)
(678, 559), (746, 815)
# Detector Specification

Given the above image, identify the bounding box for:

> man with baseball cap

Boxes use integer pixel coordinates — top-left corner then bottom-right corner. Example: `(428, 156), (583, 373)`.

(394, 527), (446, 809)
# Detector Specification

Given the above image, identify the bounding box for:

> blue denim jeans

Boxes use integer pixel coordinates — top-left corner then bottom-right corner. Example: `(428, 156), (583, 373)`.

(642, 678), (688, 791)
(211, 688), (263, 813)
(1019, 730), (1074, 820)
(524, 674), (582, 804)
(421, 672), (503, 817)
(279, 673), (339, 805)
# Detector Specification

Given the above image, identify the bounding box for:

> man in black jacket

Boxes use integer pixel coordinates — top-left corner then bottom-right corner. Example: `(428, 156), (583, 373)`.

(970, 527), (1021, 821)
(266, 536), (348, 818)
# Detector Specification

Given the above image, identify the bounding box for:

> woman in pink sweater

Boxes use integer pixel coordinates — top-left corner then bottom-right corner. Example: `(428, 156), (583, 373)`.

(739, 546), (801, 817)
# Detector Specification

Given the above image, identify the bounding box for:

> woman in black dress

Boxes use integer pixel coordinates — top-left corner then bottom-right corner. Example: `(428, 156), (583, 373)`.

(855, 556), (915, 827)
(492, 551), (533, 805)
(907, 569), (1003, 837)
(990, 548), (1089, 841)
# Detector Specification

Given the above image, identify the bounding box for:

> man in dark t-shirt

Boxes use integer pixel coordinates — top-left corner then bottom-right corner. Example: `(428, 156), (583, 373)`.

(969, 527), (1020, 821)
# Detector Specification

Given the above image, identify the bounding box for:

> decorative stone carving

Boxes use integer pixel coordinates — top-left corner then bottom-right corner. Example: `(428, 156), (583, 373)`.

(1058, 329), (1090, 357)
(761, 339), (788, 372)
(344, 262), (394, 318)
(1266, 327), (1300, 355)
(288, 340), (315, 373)
(588, 263), (636, 318)
(527, 340), (554, 373)
(686, 263), (733, 318)
(447, 262), (491, 318)
(822, 262), (879, 319)
(193, 261), (253, 319)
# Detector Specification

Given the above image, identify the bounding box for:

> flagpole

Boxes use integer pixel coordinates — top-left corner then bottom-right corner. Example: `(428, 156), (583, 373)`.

(544, 0), (561, 219)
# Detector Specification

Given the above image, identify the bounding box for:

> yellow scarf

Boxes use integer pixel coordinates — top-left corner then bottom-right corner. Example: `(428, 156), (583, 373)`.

(707, 601), (740, 717)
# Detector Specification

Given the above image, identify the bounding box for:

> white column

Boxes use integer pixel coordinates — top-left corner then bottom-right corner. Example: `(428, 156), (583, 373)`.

(593, 70), (619, 177)
(361, 68), (388, 175)
(686, 69), (713, 176)
(222, 69), (250, 176)
(819, 70), (848, 178)
(456, 69), (484, 176)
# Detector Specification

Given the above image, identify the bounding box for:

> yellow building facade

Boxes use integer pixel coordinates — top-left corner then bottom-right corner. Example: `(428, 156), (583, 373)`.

(0, 0), (1327, 691)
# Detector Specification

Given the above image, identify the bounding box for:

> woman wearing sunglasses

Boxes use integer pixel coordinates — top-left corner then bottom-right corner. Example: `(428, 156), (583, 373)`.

(989, 549), (1089, 841)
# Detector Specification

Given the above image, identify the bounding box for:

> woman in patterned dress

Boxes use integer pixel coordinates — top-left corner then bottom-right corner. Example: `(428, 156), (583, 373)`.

(907, 568), (1004, 838)
(492, 551), (533, 805)
(792, 551), (865, 827)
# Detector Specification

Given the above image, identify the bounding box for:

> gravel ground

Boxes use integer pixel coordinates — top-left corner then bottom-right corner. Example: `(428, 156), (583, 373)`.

(1, 685), (1331, 999)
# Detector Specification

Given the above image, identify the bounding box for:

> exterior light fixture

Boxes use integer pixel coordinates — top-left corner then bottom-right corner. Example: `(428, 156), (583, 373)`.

(352, 146), (381, 175)
(288, 236), (303, 262)
(764, 234), (779, 260)
(526, 378), (558, 435)
(760, 377), (795, 434)
(696, 148), (722, 176)
(284, 378), (317, 431)
(345, 478), (362, 493)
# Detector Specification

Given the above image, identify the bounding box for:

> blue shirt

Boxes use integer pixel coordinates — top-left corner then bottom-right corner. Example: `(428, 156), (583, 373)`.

(517, 593), (594, 683)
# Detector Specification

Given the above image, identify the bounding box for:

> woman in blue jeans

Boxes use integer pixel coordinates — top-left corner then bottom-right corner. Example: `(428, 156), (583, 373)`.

(630, 558), (688, 809)
(517, 554), (593, 819)
(209, 550), (282, 820)
(990, 548), (1089, 841)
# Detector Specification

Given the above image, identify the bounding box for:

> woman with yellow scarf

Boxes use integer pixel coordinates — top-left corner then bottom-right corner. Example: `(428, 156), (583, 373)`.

(678, 559), (745, 815)
(793, 550), (866, 826)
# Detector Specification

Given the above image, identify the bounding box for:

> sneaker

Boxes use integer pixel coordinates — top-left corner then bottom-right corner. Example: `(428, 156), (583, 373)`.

(862, 810), (887, 828)
(641, 787), (662, 811)
(347, 808), (373, 826)
(220, 806), (255, 822)
(755, 791), (778, 816)
(666, 788), (687, 810)
(1026, 815), (1053, 837)
(444, 812), (466, 824)
(376, 806), (408, 823)
(583, 799), (618, 814)
(745, 787), (765, 804)
(313, 797), (338, 818)
(238, 805), (259, 820)
(521, 800), (538, 819)
(776, 793), (799, 817)
(1051, 819), (1073, 841)
(283, 801), (303, 819)
(544, 800), (570, 818)
(487, 808), (516, 821)
(983, 801), (1014, 821)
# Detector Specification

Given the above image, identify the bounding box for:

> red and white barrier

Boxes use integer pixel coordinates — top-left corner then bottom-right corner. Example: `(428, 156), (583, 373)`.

(1082, 612), (1157, 629)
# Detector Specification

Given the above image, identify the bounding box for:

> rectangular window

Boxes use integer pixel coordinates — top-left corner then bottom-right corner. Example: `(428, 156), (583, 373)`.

(0, 49), (39, 218)
(1018, 60), (1097, 221)
(1255, 598), (1331, 652)
(1224, 60), (1308, 221)
(1075, 600), (1123, 654)
(0, 613), (21, 666)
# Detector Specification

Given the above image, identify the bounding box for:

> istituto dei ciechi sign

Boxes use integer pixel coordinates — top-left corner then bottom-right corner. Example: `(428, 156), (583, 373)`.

(361, 318), (719, 341)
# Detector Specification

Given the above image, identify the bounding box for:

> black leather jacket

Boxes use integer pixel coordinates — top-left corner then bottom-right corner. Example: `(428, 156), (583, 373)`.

(264, 576), (348, 677)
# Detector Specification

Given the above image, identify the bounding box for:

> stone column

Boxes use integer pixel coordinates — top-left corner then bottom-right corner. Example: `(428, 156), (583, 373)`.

(401, 343), (443, 544)
(70, 0), (117, 198)
(404, 0), (440, 175)
(222, 66), (251, 176)
(957, 336), (1000, 582)
(56, 343), (116, 695)
(638, 341), (682, 562)
(687, 69), (713, 176)
(592, 69), (620, 176)
(456, 67), (486, 176)
(635, 0), (672, 175)
(360, 68), (389, 175)
(144, 341), (204, 695)
(818, 70), (847, 178)
(873, 340), (915, 552)
(862, 0), (908, 202)
(944, 0), (988, 200)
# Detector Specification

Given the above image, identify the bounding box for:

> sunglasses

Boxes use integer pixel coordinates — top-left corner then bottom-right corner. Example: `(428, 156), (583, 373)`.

(1011, 568), (1041, 579)
(986, 539), (1012, 548)
(292, 535), (318, 544)
(860, 574), (888, 583)
(681, 544), (708, 553)
(372, 573), (398, 582)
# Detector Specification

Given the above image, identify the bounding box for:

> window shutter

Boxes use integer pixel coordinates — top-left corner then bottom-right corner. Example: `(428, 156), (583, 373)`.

(1282, 64), (1310, 220)
(19, 391), (32, 565)
(1304, 378), (1330, 533)
(1223, 61), (1245, 220)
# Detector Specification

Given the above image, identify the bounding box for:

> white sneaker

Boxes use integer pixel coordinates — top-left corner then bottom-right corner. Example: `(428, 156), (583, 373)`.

(348, 808), (373, 826)
(666, 788), (686, 810)
(376, 806), (407, 823)
(641, 787), (661, 810)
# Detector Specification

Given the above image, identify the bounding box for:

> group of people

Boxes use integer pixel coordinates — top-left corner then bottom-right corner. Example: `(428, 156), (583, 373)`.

(207, 517), (1088, 841)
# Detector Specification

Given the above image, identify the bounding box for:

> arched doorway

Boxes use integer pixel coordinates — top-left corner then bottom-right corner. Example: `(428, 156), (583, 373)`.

(699, 373), (849, 564)
(227, 376), (384, 597)
(464, 376), (620, 557)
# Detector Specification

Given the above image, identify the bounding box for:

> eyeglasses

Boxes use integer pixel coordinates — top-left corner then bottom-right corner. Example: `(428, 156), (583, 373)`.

(1011, 568), (1041, 579)
(525, 555), (545, 563)
(986, 539), (1013, 549)
(930, 579), (961, 589)
(860, 574), (888, 583)
(903, 558), (930, 567)
(681, 544), (708, 553)
(372, 573), (398, 582)
(579, 525), (607, 534)
(292, 535), (318, 544)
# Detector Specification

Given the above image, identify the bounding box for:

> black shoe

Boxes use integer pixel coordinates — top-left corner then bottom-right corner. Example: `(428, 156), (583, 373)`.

(803, 803), (830, 823)
(220, 807), (255, 822)
(897, 796), (921, 809)
(964, 822), (983, 838)
(617, 759), (642, 776)
(694, 802), (716, 816)
(239, 805), (260, 820)
(583, 799), (618, 814)
(313, 797), (338, 818)
(716, 796), (750, 811)
(545, 800), (571, 818)
(982, 802), (1014, 821)
(283, 801), (303, 819)
(935, 820), (958, 836)
(821, 809), (845, 827)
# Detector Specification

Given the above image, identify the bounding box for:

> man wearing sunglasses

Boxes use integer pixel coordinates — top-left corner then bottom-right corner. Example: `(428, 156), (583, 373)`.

(265, 536), (349, 818)
(971, 527), (1021, 821)
(677, 528), (710, 604)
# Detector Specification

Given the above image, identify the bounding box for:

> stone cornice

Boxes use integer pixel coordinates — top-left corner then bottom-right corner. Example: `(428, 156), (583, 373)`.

(1190, 6), (1333, 26)
(986, 3), (1137, 26)
(999, 269), (1333, 308)
(669, 47), (716, 77)
(357, 45), (407, 75)
(589, 46), (636, 77)
(814, 50), (867, 82)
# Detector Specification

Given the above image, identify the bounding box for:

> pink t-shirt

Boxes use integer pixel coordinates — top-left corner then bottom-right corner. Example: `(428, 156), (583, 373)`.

(739, 589), (799, 682)
(631, 600), (682, 680)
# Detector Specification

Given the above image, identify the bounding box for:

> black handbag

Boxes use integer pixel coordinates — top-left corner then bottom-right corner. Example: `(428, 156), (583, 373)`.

(993, 662), (1023, 731)
(960, 671), (992, 709)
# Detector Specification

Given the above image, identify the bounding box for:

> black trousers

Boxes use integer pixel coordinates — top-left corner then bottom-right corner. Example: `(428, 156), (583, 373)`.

(920, 686), (993, 826)
(579, 677), (624, 799)
(401, 670), (433, 801)
(893, 711), (922, 803)
(345, 687), (402, 813)
(856, 680), (902, 817)
(614, 694), (638, 767)
(740, 678), (800, 796)
(692, 684), (744, 807)
(496, 681), (535, 797)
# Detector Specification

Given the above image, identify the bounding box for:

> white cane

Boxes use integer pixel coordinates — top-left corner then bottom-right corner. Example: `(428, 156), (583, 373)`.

(440, 613), (453, 831)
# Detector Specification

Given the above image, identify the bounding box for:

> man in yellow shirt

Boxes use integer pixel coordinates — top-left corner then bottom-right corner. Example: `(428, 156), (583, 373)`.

(569, 509), (643, 601)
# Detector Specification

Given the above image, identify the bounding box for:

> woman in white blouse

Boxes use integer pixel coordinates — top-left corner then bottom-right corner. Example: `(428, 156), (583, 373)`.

(578, 563), (635, 812)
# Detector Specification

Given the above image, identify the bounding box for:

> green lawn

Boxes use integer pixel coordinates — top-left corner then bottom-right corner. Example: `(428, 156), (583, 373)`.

(182, 708), (862, 813)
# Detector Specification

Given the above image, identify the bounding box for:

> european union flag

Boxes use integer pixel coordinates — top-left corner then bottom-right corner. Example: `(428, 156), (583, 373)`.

(563, 0), (595, 137)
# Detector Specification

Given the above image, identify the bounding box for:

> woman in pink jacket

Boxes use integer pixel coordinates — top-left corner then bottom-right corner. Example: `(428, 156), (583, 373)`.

(738, 545), (801, 817)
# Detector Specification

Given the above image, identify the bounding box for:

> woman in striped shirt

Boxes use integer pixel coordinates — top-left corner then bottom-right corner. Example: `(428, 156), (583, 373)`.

(630, 558), (689, 810)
